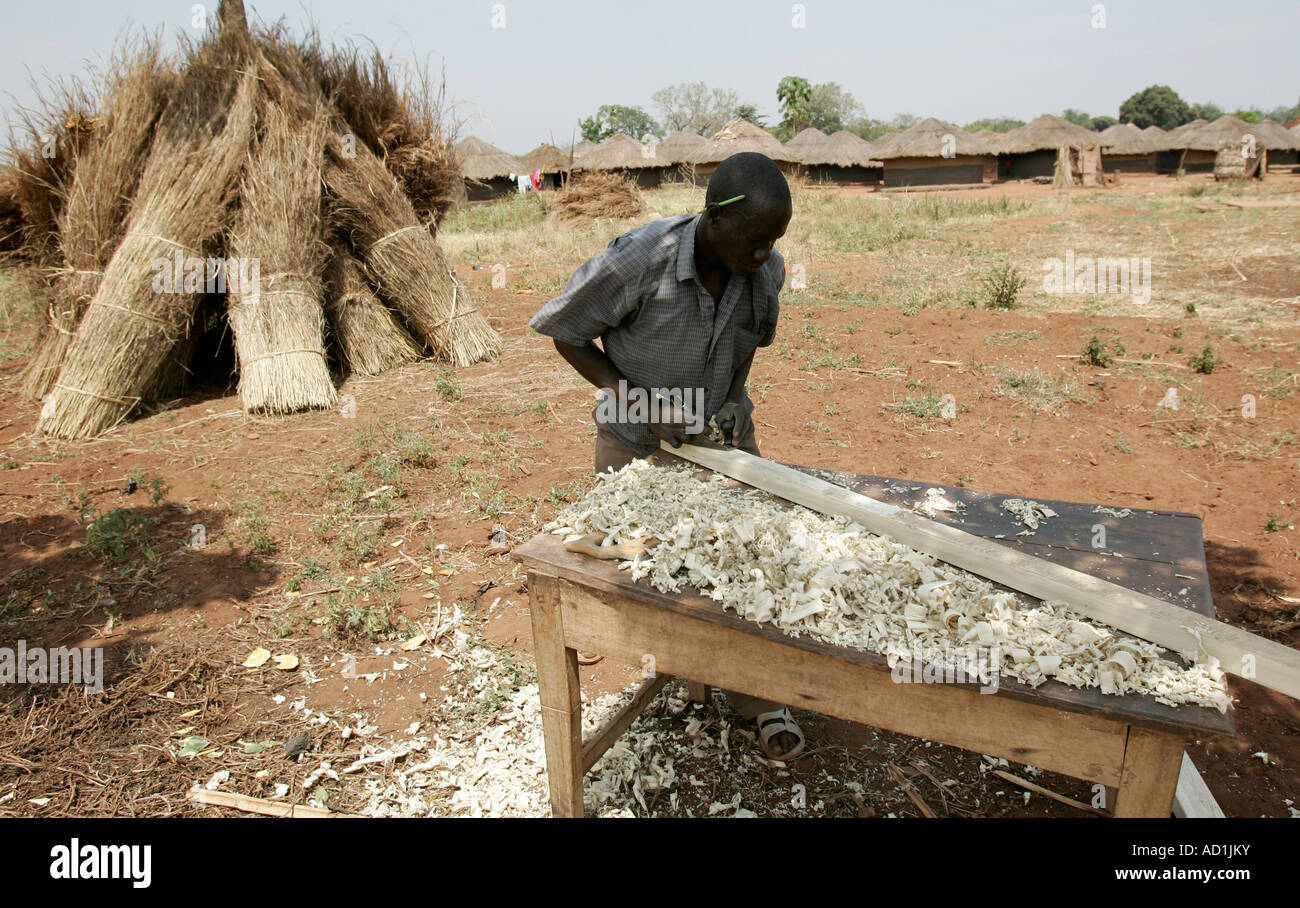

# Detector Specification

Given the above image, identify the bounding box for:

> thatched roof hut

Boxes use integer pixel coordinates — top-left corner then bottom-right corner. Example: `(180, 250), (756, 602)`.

(1140, 125), (1176, 151)
(996, 115), (1103, 180)
(868, 119), (997, 187)
(789, 130), (883, 185)
(582, 133), (653, 170)
(1162, 119), (1208, 146)
(578, 133), (668, 188)
(567, 139), (599, 162)
(1249, 118), (1300, 151)
(454, 136), (526, 180)
(784, 127), (829, 156)
(1098, 122), (1158, 174)
(688, 119), (796, 166)
(1098, 122), (1150, 154)
(520, 142), (571, 172)
(998, 115), (1100, 154)
(652, 130), (706, 165)
(454, 136), (526, 200)
(972, 129), (1008, 154)
(870, 118), (993, 159)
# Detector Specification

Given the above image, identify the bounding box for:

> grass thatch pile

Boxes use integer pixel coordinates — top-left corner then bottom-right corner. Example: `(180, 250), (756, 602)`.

(5, 0), (496, 439)
(554, 171), (646, 222)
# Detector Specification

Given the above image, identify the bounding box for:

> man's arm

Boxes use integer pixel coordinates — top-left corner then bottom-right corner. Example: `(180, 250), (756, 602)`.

(553, 339), (696, 448)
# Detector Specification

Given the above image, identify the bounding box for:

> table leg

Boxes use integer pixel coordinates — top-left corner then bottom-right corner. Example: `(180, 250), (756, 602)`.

(686, 681), (712, 705)
(1111, 725), (1185, 817)
(529, 572), (584, 817)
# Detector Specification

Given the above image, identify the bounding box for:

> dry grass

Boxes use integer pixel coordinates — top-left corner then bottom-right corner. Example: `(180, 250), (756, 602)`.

(554, 171), (646, 222)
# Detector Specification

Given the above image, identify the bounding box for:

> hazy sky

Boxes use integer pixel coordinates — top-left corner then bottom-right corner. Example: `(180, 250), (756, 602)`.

(2, 0), (1297, 152)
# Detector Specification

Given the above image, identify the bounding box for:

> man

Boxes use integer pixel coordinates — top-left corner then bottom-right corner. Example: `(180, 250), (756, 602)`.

(528, 152), (804, 761)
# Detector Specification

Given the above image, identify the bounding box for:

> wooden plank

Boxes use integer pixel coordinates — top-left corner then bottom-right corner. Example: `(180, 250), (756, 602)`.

(791, 464), (1217, 618)
(552, 575), (1130, 786)
(1173, 751), (1225, 818)
(580, 673), (670, 773)
(664, 441), (1300, 702)
(515, 534), (1234, 737)
(686, 681), (712, 704)
(1112, 726), (1185, 817)
(528, 572), (585, 817)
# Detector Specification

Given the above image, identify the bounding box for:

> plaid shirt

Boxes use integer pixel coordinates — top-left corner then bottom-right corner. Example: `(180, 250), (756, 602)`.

(529, 213), (784, 455)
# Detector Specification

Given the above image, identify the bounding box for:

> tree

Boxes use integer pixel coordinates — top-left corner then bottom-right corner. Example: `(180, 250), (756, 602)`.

(847, 117), (891, 141)
(1118, 85), (1194, 130)
(1060, 108), (1093, 128)
(1090, 115), (1117, 131)
(1232, 109), (1261, 123)
(964, 117), (1025, 133)
(776, 76), (814, 137)
(650, 82), (739, 136)
(578, 105), (662, 143)
(1266, 97), (1300, 124)
(732, 103), (766, 127)
(889, 112), (920, 130)
(1191, 101), (1223, 121)
(805, 82), (864, 134)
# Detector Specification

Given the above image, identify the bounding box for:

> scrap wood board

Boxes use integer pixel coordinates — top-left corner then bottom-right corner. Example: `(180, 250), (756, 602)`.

(660, 442), (1300, 703)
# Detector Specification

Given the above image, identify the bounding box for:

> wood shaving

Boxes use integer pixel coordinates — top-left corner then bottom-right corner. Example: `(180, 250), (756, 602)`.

(1001, 498), (1058, 534)
(548, 461), (1229, 712)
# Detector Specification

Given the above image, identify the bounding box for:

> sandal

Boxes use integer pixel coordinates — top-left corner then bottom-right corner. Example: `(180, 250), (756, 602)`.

(755, 706), (805, 762)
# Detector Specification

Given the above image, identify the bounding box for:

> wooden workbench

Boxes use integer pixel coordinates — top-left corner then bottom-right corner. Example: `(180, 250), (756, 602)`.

(512, 460), (1236, 817)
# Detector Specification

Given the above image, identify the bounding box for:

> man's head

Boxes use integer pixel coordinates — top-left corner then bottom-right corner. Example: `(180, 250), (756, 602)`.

(699, 153), (792, 276)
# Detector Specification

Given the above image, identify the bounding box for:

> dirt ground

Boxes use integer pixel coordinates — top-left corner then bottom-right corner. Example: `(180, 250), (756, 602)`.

(1, 169), (1296, 817)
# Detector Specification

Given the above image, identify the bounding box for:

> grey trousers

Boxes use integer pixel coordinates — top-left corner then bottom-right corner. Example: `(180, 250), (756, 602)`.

(593, 422), (781, 720)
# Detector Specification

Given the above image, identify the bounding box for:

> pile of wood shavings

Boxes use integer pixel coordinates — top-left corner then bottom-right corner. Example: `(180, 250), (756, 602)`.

(547, 460), (1230, 712)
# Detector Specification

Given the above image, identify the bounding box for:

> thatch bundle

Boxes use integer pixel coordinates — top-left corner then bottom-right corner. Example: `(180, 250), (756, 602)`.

(228, 101), (334, 413)
(7, 0), (495, 439)
(324, 243), (421, 376)
(325, 131), (499, 367)
(554, 171), (646, 221)
(21, 39), (172, 400)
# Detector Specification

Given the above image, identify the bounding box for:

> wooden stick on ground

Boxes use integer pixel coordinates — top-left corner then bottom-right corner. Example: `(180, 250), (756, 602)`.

(189, 787), (353, 817)
(887, 763), (937, 817)
(664, 441), (1300, 702)
(992, 769), (1109, 817)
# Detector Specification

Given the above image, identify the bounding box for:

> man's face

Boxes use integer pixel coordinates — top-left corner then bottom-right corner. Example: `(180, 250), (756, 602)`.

(710, 203), (791, 275)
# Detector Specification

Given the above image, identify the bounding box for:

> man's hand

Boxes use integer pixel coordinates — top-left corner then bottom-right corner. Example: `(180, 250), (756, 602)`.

(712, 400), (752, 448)
(648, 402), (694, 448)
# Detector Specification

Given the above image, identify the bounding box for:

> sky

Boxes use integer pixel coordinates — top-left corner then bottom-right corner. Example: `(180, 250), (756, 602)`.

(2, 0), (1297, 153)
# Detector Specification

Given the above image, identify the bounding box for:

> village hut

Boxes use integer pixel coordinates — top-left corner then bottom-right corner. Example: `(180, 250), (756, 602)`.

(685, 119), (799, 185)
(791, 129), (883, 185)
(581, 133), (668, 188)
(520, 142), (570, 188)
(455, 136), (527, 201)
(652, 130), (705, 164)
(997, 115), (1103, 180)
(869, 118), (997, 187)
(1098, 122), (1157, 173)
(1250, 118), (1299, 166)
